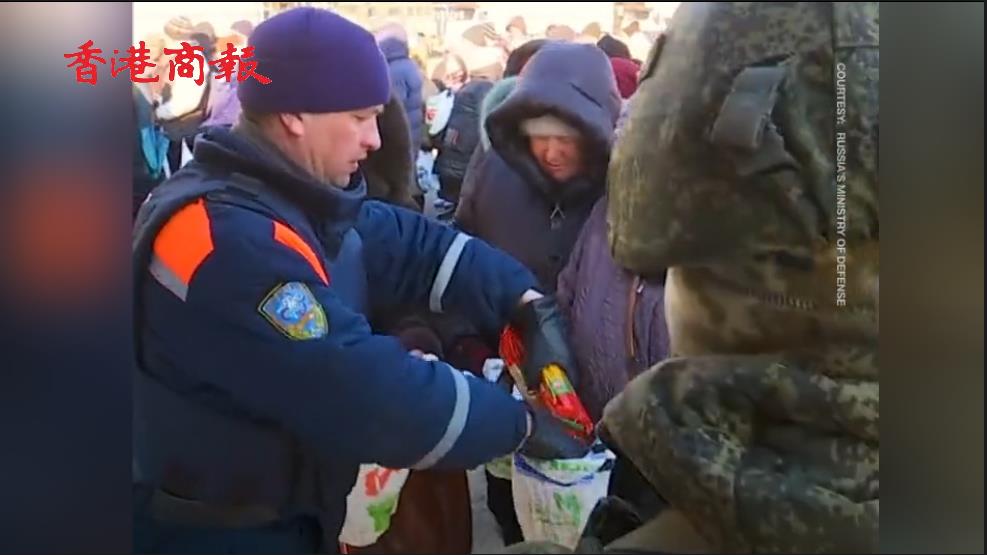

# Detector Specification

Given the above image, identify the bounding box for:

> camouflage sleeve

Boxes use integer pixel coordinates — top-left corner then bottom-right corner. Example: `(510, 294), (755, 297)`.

(600, 350), (879, 553)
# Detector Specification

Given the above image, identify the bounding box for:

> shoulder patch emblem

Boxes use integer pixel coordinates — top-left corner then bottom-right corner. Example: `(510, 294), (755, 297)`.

(259, 282), (328, 340)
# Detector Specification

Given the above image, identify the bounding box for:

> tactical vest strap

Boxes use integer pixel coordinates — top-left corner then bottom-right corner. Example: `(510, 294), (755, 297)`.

(709, 65), (799, 178)
(709, 66), (786, 151)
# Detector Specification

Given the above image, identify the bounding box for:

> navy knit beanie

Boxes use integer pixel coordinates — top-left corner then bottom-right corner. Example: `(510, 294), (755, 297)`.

(238, 7), (390, 114)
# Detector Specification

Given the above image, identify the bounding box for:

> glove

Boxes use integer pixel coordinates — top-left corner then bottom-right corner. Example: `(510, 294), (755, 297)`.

(518, 405), (590, 460)
(511, 295), (580, 391)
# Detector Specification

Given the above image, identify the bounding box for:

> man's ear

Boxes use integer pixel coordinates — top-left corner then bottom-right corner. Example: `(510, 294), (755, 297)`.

(277, 113), (306, 138)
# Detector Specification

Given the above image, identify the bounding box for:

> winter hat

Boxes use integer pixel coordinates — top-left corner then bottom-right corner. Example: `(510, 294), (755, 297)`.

(462, 45), (504, 81)
(238, 7), (390, 114)
(521, 114), (581, 138)
(192, 21), (216, 41)
(163, 16), (194, 40)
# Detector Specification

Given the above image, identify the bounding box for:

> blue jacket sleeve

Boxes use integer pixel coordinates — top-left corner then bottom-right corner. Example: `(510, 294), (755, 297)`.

(160, 203), (528, 470)
(357, 200), (539, 337)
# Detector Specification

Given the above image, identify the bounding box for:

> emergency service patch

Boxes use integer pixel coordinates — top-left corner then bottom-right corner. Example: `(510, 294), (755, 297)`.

(258, 282), (328, 340)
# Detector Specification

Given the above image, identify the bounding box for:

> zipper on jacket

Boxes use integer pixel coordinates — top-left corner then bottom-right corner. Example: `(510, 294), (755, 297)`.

(626, 275), (643, 365)
(549, 203), (565, 230)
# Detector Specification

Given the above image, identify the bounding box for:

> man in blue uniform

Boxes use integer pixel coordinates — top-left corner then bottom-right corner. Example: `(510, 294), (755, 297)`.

(132, 8), (587, 554)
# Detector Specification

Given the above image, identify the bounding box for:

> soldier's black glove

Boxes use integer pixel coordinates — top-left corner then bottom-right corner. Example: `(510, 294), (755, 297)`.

(511, 295), (579, 392)
(518, 405), (590, 460)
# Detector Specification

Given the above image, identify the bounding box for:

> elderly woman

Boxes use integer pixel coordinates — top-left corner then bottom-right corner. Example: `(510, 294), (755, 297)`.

(454, 41), (621, 545)
(456, 42), (620, 294)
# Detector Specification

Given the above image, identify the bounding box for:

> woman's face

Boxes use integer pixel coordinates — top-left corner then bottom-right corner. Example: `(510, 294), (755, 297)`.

(529, 134), (584, 182)
(442, 59), (467, 91)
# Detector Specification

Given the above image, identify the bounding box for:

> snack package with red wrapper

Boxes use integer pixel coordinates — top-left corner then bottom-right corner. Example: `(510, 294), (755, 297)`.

(499, 325), (595, 441)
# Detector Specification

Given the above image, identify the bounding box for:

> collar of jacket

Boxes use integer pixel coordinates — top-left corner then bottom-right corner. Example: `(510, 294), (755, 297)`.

(193, 121), (367, 244)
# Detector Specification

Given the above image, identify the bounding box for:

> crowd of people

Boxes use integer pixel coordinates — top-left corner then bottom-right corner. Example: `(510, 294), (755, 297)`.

(132, 13), (652, 221)
(132, 3), (879, 554)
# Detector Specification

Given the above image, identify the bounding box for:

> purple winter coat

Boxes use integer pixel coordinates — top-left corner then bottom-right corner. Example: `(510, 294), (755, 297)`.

(556, 196), (671, 422)
(202, 80), (242, 128)
(455, 43), (621, 294)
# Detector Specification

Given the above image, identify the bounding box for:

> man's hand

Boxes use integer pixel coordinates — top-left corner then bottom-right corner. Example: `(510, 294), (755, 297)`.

(518, 405), (591, 460)
(510, 295), (580, 391)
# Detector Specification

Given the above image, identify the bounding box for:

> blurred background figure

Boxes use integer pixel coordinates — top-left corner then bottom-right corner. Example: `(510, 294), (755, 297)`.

(431, 52), (469, 93)
(597, 33), (633, 61)
(191, 21), (216, 57)
(581, 21), (603, 40)
(620, 20), (653, 62)
(545, 24), (576, 42)
(155, 16), (211, 171)
(505, 15), (528, 50)
(361, 91), (419, 211)
(202, 20), (253, 128)
(376, 23), (425, 160)
(230, 19), (253, 39)
(132, 32), (169, 219)
(503, 39), (548, 79)
(610, 57), (640, 100)
(576, 21), (603, 44)
(461, 43), (504, 82)
(432, 78), (493, 208)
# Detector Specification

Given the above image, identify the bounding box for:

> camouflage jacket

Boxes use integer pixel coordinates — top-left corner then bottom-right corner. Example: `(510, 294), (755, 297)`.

(601, 2), (880, 553)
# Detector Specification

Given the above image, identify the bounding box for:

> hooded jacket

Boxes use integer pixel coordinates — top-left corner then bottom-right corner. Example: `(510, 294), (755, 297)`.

(379, 38), (424, 151)
(455, 43), (621, 294)
(556, 197), (670, 422)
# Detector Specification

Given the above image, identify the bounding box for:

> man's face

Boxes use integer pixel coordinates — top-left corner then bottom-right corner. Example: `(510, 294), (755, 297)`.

(529, 135), (584, 183)
(282, 106), (383, 187)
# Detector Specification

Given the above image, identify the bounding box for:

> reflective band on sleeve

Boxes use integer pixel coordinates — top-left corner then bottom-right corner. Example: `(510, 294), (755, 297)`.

(429, 233), (471, 313)
(412, 364), (471, 470)
(149, 254), (190, 301)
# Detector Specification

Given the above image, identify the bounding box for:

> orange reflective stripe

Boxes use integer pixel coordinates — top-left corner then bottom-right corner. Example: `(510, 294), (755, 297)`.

(273, 221), (329, 285)
(152, 198), (214, 286)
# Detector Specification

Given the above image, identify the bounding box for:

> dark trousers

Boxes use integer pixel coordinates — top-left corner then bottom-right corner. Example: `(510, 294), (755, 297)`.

(438, 174), (463, 205)
(608, 455), (667, 521)
(485, 471), (524, 545)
